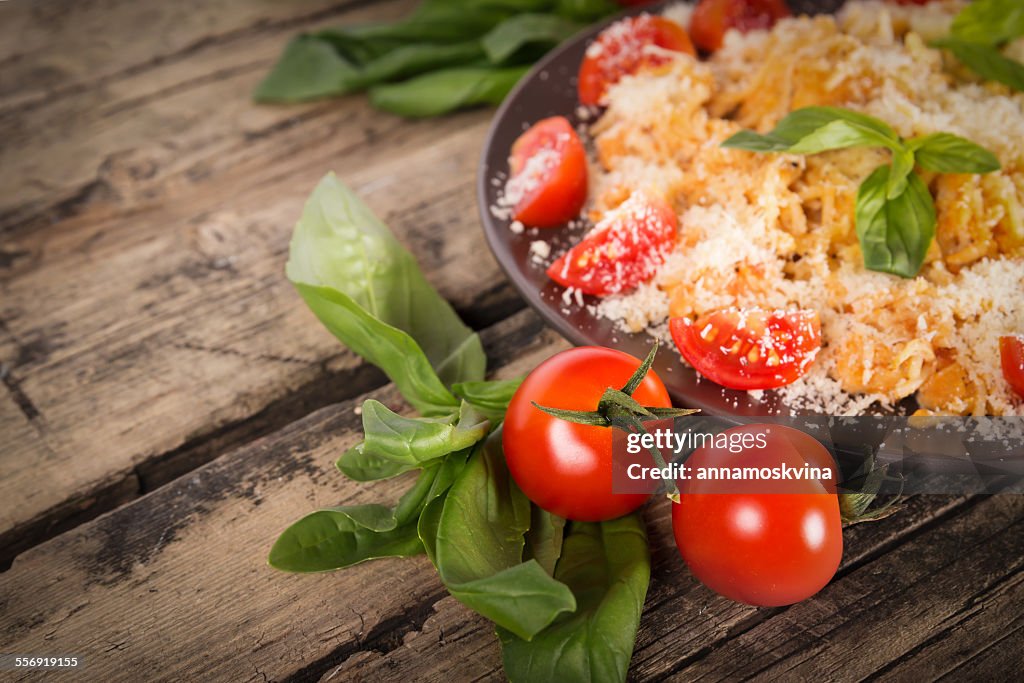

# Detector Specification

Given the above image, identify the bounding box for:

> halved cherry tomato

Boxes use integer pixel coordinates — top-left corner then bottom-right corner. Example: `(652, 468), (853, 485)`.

(507, 116), (588, 228)
(669, 308), (821, 390)
(547, 191), (678, 296)
(673, 424), (843, 606)
(503, 346), (672, 521)
(690, 0), (790, 52)
(578, 15), (695, 105)
(1000, 335), (1024, 398)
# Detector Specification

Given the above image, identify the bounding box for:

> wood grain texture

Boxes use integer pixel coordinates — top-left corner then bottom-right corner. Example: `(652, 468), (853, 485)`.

(0, 309), (566, 683)
(0, 0), (525, 563)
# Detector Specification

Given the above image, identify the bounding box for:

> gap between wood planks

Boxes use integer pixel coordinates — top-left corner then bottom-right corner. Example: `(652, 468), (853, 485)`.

(0, 296), (529, 571)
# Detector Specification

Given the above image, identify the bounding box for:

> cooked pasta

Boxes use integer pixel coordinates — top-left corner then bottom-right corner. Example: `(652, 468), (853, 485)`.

(589, 0), (1024, 415)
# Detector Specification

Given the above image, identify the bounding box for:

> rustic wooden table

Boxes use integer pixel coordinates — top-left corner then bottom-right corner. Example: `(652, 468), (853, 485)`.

(1, 0), (1021, 681)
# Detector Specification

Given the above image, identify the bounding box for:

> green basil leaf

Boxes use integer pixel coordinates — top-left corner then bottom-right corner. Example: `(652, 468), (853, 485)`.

(856, 166), (937, 278)
(295, 282), (459, 415)
(369, 66), (529, 117)
(949, 0), (1024, 46)
(287, 174), (486, 413)
(451, 378), (524, 420)
(887, 148), (915, 200)
(270, 453), (469, 572)
(336, 443), (418, 481)
(254, 35), (364, 102)
(524, 506), (566, 576)
(482, 14), (581, 63)
(724, 106), (901, 154)
(434, 430), (576, 639)
(418, 493), (447, 566)
(359, 41), (486, 85)
(395, 449), (473, 524)
(720, 129), (793, 152)
(556, 0), (620, 22)
(932, 39), (1024, 92)
(269, 480), (429, 573)
(907, 132), (1003, 174)
(498, 516), (651, 683)
(361, 399), (490, 466)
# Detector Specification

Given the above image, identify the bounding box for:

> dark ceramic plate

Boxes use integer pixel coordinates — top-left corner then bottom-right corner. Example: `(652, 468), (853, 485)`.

(479, 3), (845, 414)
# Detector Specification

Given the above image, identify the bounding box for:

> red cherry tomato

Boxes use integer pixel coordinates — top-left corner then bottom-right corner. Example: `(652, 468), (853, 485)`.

(503, 346), (672, 521)
(669, 308), (821, 390)
(507, 116), (588, 228)
(673, 424), (843, 606)
(547, 191), (678, 296)
(690, 0), (791, 52)
(578, 15), (696, 105)
(1000, 335), (1024, 398)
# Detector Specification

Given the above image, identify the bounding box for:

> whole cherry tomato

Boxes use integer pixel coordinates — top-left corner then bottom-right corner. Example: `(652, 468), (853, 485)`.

(673, 424), (843, 606)
(503, 346), (672, 521)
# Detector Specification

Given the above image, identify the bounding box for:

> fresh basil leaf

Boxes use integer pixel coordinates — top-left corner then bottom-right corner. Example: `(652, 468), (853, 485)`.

(720, 129), (793, 152)
(787, 118), (900, 154)
(361, 399), (490, 466)
(949, 0), (1024, 46)
(418, 493), (447, 566)
(524, 507), (566, 576)
(254, 35), (364, 102)
(483, 14), (581, 63)
(498, 516), (651, 683)
(887, 148), (915, 200)
(295, 282), (459, 415)
(451, 378), (524, 420)
(556, 0), (620, 22)
(337, 443), (418, 481)
(287, 174), (486, 413)
(856, 166), (936, 278)
(358, 41), (486, 85)
(908, 132), (1003, 174)
(724, 106), (901, 154)
(434, 429), (576, 639)
(269, 472), (432, 572)
(271, 453), (469, 572)
(369, 66), (529, 117)
(268, 507), (423, 572)
(932, 38), (1024, 92)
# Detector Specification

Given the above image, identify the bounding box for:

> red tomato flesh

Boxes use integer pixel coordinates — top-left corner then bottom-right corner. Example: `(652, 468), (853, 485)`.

(503, 346), (672, 522)
(1000, 335), (1024, 398)
(578, 15), (695, 105)
(669, 308), (821, 390)
(690, 0), (790, 52)
(673, 424), (843, 606)
(507, 116), (588, 228)
(547, 191), (678, 296)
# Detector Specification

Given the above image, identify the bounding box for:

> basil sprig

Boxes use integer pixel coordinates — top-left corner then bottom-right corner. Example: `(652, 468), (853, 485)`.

(723, 107), (1000, 277)
(255, 0), (620, 116)
(270, 173), (649, 681)
(930, 0), (1024, 92)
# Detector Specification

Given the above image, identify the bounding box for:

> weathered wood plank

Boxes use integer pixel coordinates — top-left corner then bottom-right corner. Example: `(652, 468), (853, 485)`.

(874, 569), (1024, 682)
(0, 309), (566, 683)
(0, 0), (528, 562)
(664, 495), (1024, 682)
(323, 494), (980, 682)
